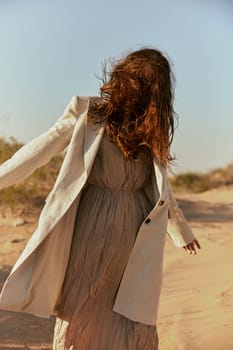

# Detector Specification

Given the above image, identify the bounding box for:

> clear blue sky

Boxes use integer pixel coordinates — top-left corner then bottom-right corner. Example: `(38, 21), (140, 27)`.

(0, 0), (232, 173)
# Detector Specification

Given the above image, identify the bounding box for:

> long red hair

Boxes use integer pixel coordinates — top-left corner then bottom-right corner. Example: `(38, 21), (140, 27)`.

(88, 48), (176, 167)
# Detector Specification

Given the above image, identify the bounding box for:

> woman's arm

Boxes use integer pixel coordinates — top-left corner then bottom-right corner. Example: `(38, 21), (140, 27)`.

(166, 177), (201, 250)
(0, 96), (79, 190)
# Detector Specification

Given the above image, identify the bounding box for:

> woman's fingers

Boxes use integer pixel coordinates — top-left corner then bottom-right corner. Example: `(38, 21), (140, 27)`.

(185, 242), (196, 255)
(194, 239), (201, 249)
(190, 243), (197, 255)
(183, 239), (201, 255)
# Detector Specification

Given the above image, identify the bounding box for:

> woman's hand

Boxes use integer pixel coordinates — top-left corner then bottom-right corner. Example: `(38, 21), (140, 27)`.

(183, 239), (201, 255)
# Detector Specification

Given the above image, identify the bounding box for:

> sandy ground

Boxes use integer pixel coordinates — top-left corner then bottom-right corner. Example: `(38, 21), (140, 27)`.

(0, 186), (232, 349)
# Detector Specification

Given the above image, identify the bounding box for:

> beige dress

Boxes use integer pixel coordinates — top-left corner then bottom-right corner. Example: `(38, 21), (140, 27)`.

(53, 131), (158, 349)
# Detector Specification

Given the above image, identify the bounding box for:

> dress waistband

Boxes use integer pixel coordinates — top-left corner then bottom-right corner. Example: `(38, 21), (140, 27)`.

(87, 183), (143, 193)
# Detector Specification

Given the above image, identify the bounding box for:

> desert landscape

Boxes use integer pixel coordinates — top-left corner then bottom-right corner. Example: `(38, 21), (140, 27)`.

(0, 140), (232, 349)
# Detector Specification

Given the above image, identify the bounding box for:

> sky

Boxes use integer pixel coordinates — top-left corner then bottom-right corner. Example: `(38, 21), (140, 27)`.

(0, 0), (232, 173)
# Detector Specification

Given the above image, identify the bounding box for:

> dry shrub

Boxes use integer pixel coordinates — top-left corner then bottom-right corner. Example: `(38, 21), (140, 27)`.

(171, 162), (233, 193)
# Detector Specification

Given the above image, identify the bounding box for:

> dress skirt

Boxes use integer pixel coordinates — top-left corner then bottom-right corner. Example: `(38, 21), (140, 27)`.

(53, 131), (158, 349)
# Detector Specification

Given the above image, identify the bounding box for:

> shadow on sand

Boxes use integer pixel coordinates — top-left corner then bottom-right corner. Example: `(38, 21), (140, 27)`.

(178, 199), (233, 223)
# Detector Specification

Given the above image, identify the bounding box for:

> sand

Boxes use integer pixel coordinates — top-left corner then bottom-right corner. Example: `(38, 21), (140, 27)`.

(0, 186), (233, 349)
(158, 186), (233, 350)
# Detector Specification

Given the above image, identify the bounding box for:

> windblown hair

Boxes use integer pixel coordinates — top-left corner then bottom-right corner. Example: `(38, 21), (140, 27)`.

(88, 48), (176, 167)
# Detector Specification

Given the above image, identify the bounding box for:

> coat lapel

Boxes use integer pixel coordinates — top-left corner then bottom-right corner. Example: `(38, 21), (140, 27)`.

(152, 156), (166, 197)
(83, 108), (106, 176)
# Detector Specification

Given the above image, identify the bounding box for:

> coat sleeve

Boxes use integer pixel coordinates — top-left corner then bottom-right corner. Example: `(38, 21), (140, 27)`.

(166, 177), (196, 247)
(0, 96), (79, 190)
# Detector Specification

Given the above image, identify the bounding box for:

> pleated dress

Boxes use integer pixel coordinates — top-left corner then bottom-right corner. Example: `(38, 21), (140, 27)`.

(53, 131), (158, 350)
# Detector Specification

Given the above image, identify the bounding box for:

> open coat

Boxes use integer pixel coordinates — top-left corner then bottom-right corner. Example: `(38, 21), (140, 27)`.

(0, 96), (196, 325)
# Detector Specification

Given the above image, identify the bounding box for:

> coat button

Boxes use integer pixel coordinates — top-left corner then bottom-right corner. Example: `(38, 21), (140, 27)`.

(145, 218), (151, 224)
(159, 200), (165, 206)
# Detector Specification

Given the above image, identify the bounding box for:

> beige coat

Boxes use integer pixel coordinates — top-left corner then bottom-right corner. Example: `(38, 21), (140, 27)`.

(0, 96), (196, 325)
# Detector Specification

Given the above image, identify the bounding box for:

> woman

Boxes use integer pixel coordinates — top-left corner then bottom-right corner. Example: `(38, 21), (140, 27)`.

(0, 48), (201, 349)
